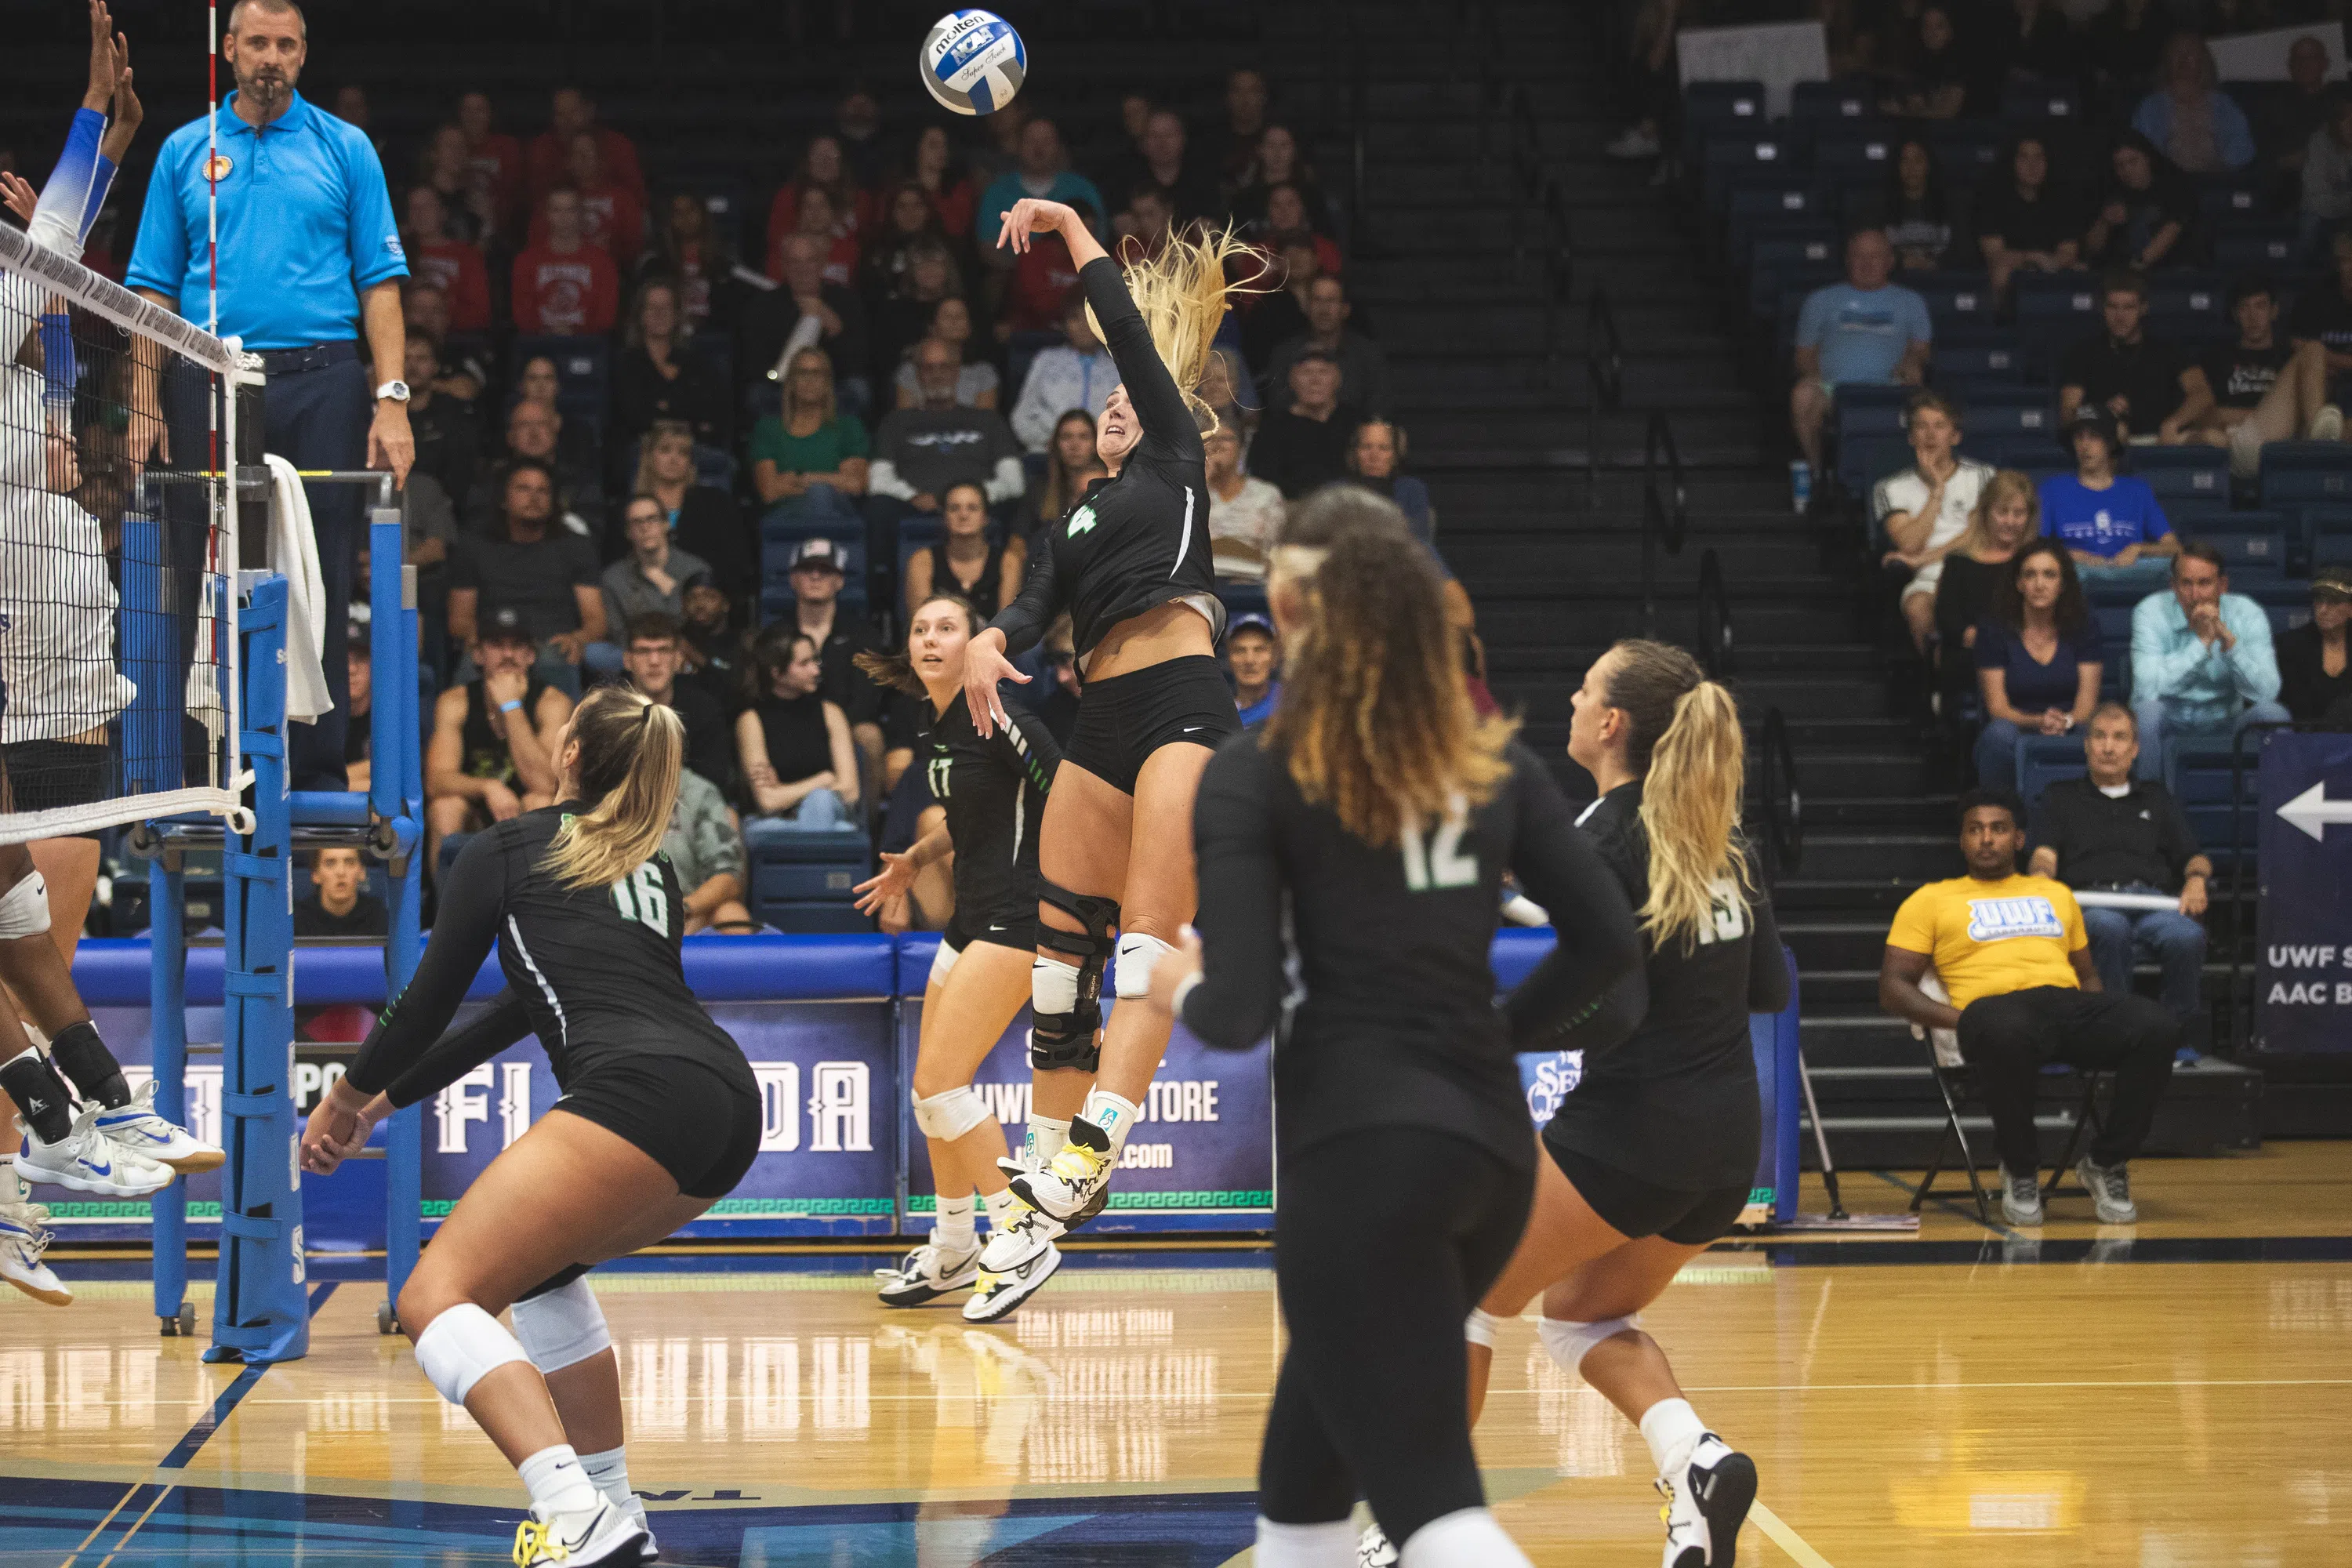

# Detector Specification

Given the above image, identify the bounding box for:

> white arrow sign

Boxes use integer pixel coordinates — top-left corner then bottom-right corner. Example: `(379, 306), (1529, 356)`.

(2278, 782), (2352, 841)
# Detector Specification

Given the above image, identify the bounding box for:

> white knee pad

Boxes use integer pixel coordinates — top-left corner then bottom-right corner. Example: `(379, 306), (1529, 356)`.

(1463, 1307), (1502, 1348)
(508, 1277), (612, 1375)
(414, 1302), (532, 1406)
(1113, 931), (1173, 999)
(912, 1084), (989, 1142)
(1033, 954), (1081, 1013)
(0, 872), (49, 941)
(927, 938), (962, 987)
(1537, 1314), (1641, 1378)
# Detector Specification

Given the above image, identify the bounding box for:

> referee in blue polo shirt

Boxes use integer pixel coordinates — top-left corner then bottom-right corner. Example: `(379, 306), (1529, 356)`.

(125, 0), (411, 790)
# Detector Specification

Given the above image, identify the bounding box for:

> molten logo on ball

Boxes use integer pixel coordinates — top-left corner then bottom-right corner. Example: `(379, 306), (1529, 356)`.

(919, 9), (1026, 117)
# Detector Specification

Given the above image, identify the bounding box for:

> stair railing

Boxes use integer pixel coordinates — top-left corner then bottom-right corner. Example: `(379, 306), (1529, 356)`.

(1696, 545), (1734, 677)
(1586, 286), (1624, 502)
(1759, 706), (1804, 885)
(1639, 407), (1684, 637)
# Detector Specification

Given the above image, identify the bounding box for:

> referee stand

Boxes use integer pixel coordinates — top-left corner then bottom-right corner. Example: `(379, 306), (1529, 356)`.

(136, 409), (427, 1357)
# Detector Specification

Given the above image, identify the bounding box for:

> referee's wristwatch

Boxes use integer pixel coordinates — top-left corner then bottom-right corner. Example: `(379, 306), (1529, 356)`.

(374, 379), (411, 405)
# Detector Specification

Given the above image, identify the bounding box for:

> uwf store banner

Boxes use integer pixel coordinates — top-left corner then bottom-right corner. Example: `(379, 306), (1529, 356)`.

(2256, 731), (2352, 1054)
(897, 934), (1275, 1233)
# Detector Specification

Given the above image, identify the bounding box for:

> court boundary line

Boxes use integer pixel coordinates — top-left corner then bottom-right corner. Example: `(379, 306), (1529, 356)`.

(56, 1281), (338, 1568)
(1751, 1500), (1836, 1567)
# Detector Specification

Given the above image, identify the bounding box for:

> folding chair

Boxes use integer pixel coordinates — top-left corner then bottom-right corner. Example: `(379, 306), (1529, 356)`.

(1907, 973), (2109, 1221)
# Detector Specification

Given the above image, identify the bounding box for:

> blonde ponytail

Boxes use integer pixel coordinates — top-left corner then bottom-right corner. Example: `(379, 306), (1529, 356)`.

(543, 685), (685, 892)
(1635, 681), (1752, 949)
(1594, 640), (1752, 950)
(1091, 225), (1258, 435)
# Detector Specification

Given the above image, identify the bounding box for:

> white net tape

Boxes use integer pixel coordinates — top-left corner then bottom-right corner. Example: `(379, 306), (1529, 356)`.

(0, 223), (240, 845)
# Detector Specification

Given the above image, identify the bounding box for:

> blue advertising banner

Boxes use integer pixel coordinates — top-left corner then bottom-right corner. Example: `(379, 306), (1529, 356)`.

(896, 934), (1276, 1233)
(2255, 731), (2352, 1054)
(1497, 935), (1798, 1224)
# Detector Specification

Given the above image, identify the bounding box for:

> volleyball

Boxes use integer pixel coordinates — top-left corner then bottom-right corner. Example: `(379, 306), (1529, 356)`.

(920, 9), (1026, 116)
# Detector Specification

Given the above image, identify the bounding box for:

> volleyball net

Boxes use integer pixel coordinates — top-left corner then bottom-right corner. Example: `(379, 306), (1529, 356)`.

(0, 221), (241, 845)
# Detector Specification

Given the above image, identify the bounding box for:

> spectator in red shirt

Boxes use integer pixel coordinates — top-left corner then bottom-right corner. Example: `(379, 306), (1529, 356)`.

(511, 188), (619, 336)
(767, 135), (869, 281)
(906, 124), (975, 241)
(456, 90), (524, 231)
(528, 131), (643, 261)
(527, 86), (641, 204)
(401, 185), (492, 333)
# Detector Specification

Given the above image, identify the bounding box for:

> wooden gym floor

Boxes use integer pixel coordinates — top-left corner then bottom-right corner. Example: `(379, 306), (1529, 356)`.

(3, 1142), (2350, 1566)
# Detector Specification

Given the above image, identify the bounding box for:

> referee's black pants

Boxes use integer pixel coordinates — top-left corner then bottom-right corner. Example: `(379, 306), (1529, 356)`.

(164, 347), (368, 791)
(1259, 1127), (1531, 1548)
(1955, 985), (2180, 1174)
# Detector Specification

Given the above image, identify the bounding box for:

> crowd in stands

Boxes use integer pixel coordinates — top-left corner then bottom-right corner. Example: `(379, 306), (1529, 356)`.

(298, 71), (1417, 934)
(1615, 0), (2352, 1073)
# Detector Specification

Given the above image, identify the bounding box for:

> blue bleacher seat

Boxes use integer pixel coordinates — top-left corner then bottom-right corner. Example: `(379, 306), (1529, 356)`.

(2016, 733), (2088, 811)
(1838, 434), (1913, 506)
(2015, 274), (2101, 326)
(2000, 80), (2079, 123)
(1911, 278), (1996, 330)
(1686, 80), (1767, 134)
(1923, 122), (2002, 177)
(1934, 339), (2024, 386)
(1834, 383), (1912, 439)
(1813, 134), (1896, 182)
(1962, 387), (2055, 439)
(2184, 515), (2290, 576)
(2304, 506), (2352, 567)
(2128, 446), (2230, 506)
(2213, 229), (2299, 273)
(2165, 741), (2262, 870)
(743, 818), (873, 934)
(2259, 443), (2352, 508)
(1791, 79), (1877, 124)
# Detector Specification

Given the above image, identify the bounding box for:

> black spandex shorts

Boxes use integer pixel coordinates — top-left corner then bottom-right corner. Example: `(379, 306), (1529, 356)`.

(554, 1054), (763, 1200)
(0, 739), (113, 839)
(1065, 655), (1240, 795)
(1546, 1138), (1751, 1246)
(942, 907), (1036, 956)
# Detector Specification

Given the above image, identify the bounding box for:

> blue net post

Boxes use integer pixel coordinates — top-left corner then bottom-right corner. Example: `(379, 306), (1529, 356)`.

(1771, 948), (1804, 1225)
(147, 848), (189, 1330)
(369, 511), (425, 1327)
(205, 574), (310, 1365)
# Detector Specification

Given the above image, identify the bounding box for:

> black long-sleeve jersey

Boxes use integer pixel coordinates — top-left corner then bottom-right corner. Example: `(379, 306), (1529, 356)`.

(1179, 736), (1644, 1161)
(923, 691), (1060, 922)
(989, 256), (1223, 662)
(1542, 782), (1790, 1190)
(346, 803), (749, 1110)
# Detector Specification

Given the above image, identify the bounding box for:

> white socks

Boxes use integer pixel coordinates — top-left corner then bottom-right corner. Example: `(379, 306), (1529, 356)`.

(1027, 1114), (1071, 1166)
(1639, 1396), (1708, 1479)
(1399, 1507), (1532, 1567)
(0, 1163), (27, 1207)
(516, 1443), (597, 1515)
(1253, 1517), (1356, 1568)
(1082, 1090), (1141, 1159)
(578, 1444), (633, 1512)
(982, 1187), (1021, 1232)
(934, 1192), (976, 1249)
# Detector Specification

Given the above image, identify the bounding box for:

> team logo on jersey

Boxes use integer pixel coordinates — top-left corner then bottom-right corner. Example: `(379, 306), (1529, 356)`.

(1067, 503), (1098, 537)
(1965, 895), (2064, 942)
(201, 152), (234, 183)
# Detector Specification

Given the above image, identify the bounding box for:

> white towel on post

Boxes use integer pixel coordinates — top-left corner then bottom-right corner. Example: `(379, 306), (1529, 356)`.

(183, 453), (334, 740)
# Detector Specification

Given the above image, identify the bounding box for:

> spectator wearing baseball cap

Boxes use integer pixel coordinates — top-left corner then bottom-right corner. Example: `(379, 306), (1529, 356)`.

(1248, 347), (1364, 499)
(2278, 564), (2352, 728)
(2037, 407), (2180, 585)
(1226, 612), (1283, 728)
(423, 601), (576, 876)
(786, 537), (887, 781)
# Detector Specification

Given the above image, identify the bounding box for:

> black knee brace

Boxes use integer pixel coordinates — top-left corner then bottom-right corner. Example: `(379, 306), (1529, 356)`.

(1030, 879), (1120, 1073)
(516, 1261), (593, 1303)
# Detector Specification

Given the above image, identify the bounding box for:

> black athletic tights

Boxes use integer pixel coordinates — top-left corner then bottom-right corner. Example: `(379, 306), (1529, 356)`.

(1259, 1126), (1534, 1548)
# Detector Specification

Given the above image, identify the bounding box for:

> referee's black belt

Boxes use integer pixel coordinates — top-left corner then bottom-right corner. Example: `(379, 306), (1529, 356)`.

(255, 340), (360, 376)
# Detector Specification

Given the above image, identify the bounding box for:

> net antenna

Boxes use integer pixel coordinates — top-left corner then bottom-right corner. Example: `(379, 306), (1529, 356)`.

(0, 224), (246, 844)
